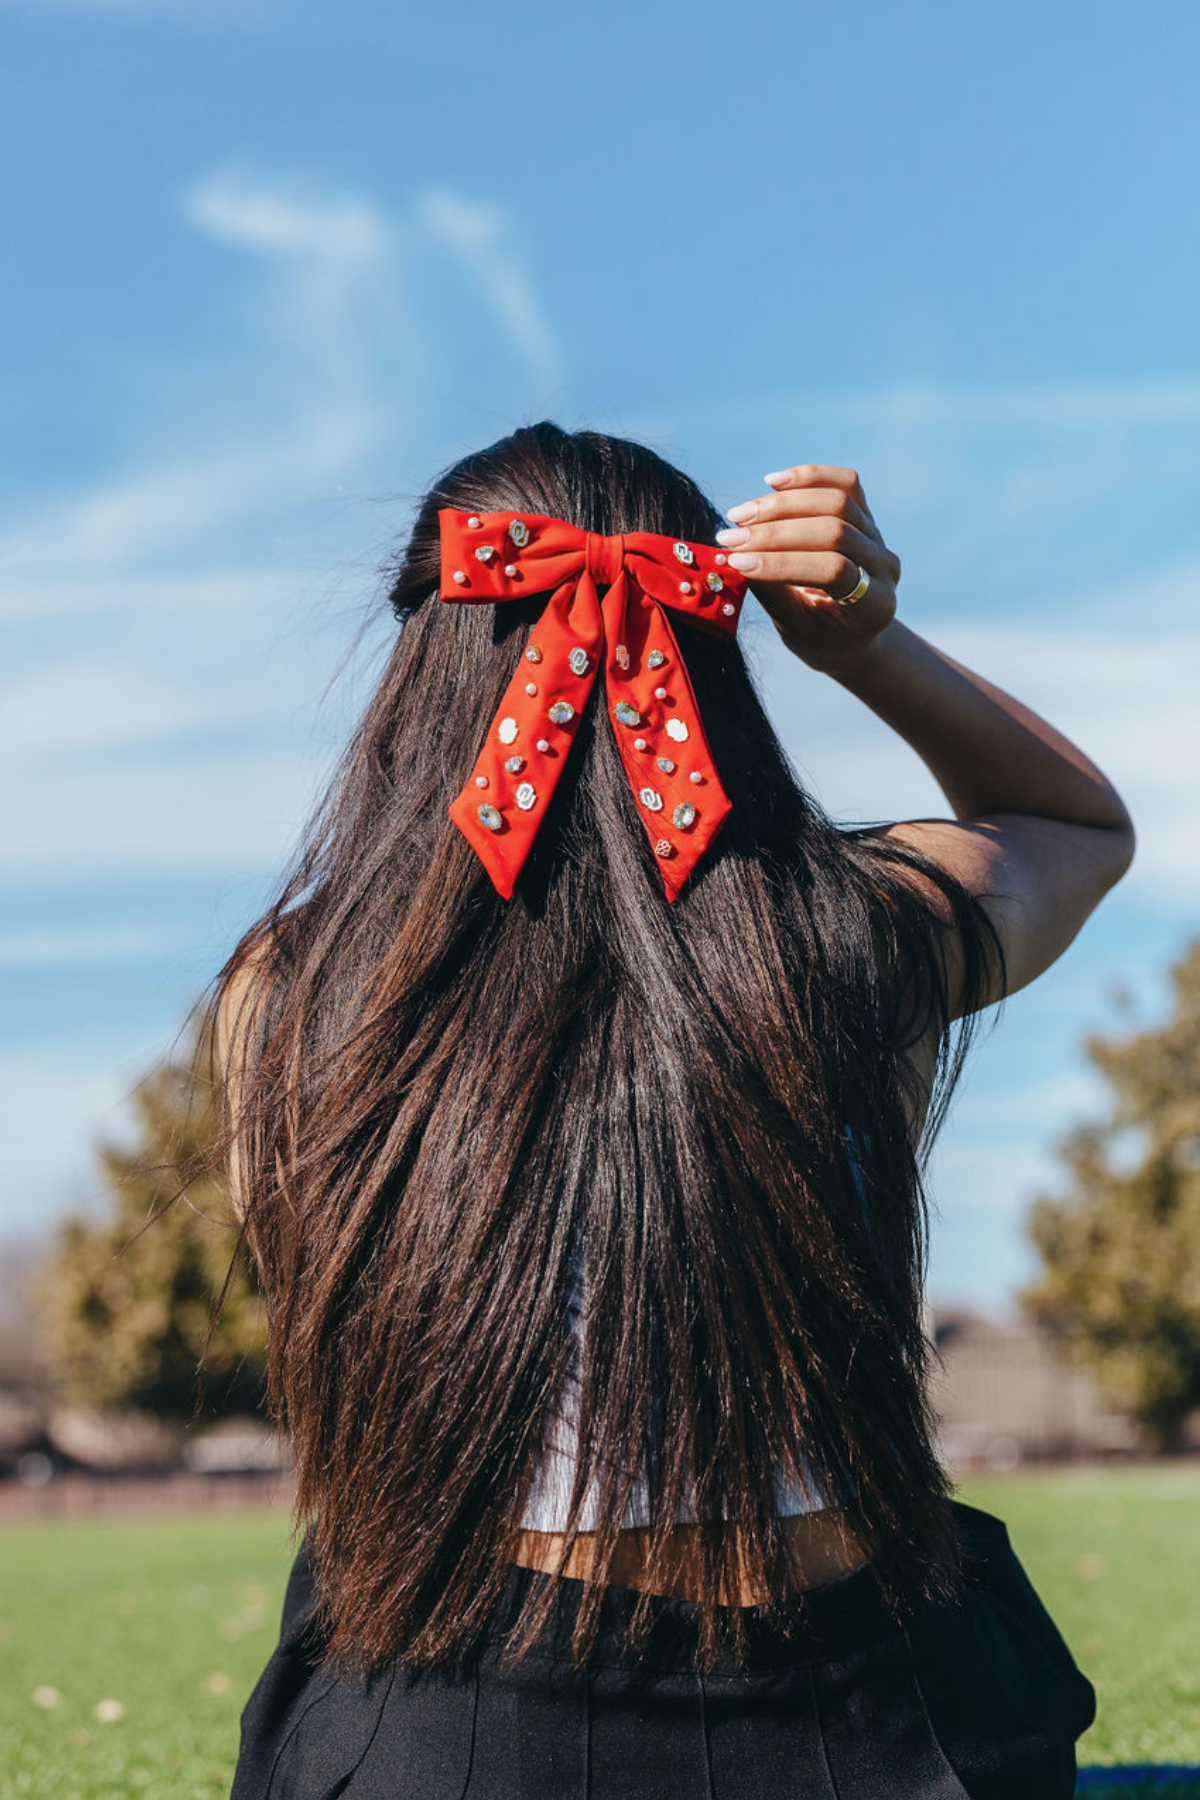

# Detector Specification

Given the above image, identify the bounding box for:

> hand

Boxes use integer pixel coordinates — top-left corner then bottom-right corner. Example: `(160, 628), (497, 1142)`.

(716, 464), (900, 672)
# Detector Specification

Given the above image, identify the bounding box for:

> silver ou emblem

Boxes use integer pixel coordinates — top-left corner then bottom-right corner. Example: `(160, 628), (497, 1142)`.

(568, 646), (589, 676)
(672, 542), (695, 565)
(665, 718), (689, 743)
(614, 702), (640, 727)
(508, 520), (530, 547)
(498, 716), (519, 744)
(672, 802), (696, 830)
(615, 644), (630, 670)
(639, 787), (663, 812)
(706, 570), (724, 592)
(478, 803), (502, 831)
(475, 544), (496, 562)
(515, 782), (537, 811)
(548, 700), (575, 725)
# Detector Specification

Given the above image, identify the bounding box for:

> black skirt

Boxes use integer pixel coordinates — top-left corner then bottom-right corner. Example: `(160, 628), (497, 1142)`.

(230, 1500), (1096, 1800)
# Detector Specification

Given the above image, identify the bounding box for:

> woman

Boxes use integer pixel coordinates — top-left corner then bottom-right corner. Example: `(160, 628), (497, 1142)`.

(212, 422), (1127, 1798)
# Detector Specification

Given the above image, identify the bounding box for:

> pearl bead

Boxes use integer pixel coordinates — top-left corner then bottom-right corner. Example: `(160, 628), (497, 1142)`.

(654, 686), (667, 700)
(505, 564), (517, 577)
(722, 602), (736, 615)
(525, 682), (537, 695)
(634, 737), (647, 751)
(453, 570), (467, 584)
(536, 738), (550, 752)
(468, 516), (482, 529)
(689, 770), (702, 784)
(475, 775), (488, 787)
(679, 580), (694, 594)
(715, 553), (727, 565)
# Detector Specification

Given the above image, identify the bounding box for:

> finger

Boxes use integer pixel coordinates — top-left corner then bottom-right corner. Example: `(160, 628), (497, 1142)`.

(725, 548), (887, 597)
(725, 486), (874, 538)
(722, 516), (899, 584)
(764, 464), (867, 509)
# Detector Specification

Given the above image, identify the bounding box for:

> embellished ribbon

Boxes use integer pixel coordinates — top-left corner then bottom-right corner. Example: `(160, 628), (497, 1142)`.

(438, 508), (748, 901)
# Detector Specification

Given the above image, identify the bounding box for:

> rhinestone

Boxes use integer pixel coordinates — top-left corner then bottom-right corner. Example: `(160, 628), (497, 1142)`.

(475, 544), (496, 563)
(504, 755), (524, 772)
(475, 774), (488, 788)
(654, 686), (667, 700)
(536, 737), (550, 752)
(634, 737), (648, 751)
(666, 718), (689, 743)
(614, 701), (640, 727)
(568, 646), (590, 676)
(715, 552), (727, 565)
(478, 803), (502, 831)
(505, 564), (518, 577)
(515, 781), (537, 810)
(679, 580), (694, 595)
(639, 787), (663, 812)
(509, 520), (530, 547)
(706, 571), (724, 592)
(722, 602), (736, 615)
(468, 516), (482, 529)
(672, 802), (696, 830)
(525, 681), (537, 695)
(615, 644), (630, 670)
(648, 649), (666, 668)
(453, 569), (467, 584)
(498, 717), (519, 744)
(654, 839), (673, 858)
(656, 756), (675, 774)
(548, 701), (575, 725)
(525, 645), (543, 663)
(673, 542), (695, 565)
(689, 770), (703, 784)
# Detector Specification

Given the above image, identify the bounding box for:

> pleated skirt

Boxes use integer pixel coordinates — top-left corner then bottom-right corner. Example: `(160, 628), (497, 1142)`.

(230, 1500), (1097, 1800)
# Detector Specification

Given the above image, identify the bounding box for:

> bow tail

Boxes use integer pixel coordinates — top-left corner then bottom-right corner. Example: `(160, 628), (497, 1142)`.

(448, 572), (605, 898)
(599, 574), (733, 901)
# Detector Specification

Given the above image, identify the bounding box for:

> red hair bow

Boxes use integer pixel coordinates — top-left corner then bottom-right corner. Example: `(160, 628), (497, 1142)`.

(438, 509), (748, 901)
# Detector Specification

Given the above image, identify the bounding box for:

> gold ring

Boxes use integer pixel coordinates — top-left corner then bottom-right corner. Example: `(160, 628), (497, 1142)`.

(835, 565), (870, 605)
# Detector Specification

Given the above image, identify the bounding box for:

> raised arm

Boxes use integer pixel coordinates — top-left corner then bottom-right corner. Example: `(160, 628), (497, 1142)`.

(716, 462), (1136, 1021)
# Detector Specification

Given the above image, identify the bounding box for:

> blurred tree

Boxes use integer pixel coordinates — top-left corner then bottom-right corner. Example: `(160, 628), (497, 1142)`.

(34, 1008), (267, 1420)
(1021, 936), (1200, 1450)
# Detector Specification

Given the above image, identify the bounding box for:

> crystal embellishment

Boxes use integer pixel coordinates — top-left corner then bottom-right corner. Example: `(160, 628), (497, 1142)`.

(478, 803), (502, 831)
(515, 782), (537, 811)
(498, 717), (519, 744)
(665, 718), (689, 742)
(706, 571), (724, 592)
(509, 520), (530, 547)
(648, 649), (666, 668)
(672, 802), (696, 830)
(568, 647), (589, 676)
(504, 755), (524, 772)
(656, 756), (675, 774)
(673, 542), (695, 565)
(548, 701), (575, 725)
(475, 544), (496, 563)
(614, 702), (640, 727)
(639, 787), (663, 812)
(525, 645), (542, 662)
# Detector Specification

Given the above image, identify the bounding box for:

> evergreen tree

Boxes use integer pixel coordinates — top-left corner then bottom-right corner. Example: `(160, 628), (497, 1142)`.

(1021, 936), (1200, 1449)
(35, 1008), (267, 1419)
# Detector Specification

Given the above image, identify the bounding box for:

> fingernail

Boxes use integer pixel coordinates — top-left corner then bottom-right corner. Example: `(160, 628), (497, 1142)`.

(715, 526), (749, 547)
(725, 500), (758, 523)
(726, 551), (761, 572)
(764, 470), (792, 487)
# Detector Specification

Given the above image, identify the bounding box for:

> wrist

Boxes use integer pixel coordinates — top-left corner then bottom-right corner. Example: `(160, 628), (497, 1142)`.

(782, 618), (901, 682)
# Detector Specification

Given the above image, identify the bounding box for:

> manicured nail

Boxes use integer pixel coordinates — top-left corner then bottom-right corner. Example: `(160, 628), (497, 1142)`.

(726, 551), (761, 572)
(764, 470), (792, 487)
(725, 500), (758, 523)
(715, 526), (749, 547)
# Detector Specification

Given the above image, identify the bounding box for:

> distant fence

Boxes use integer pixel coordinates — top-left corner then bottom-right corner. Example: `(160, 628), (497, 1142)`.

(0, 1468), (296, 1524)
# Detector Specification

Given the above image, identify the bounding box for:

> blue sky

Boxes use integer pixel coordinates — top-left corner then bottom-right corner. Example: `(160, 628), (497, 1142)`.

(3, 0), (1199, 1312)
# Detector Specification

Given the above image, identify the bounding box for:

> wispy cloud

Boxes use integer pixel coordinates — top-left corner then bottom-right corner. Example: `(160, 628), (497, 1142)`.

(418, 187), (563, 389)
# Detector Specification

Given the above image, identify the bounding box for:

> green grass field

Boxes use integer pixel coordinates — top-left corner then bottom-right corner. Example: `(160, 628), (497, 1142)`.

(1, 1466), (1198, 1799)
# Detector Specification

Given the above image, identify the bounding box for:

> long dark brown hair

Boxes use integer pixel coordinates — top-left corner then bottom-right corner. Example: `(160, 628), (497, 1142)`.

(198, 421), (1005, 1678)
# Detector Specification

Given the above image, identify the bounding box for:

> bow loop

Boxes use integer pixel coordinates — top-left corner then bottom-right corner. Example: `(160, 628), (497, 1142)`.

(437, 509), (747, 901)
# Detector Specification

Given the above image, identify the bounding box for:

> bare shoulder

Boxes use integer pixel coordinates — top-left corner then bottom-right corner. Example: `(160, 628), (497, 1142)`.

(861, 811), (1136, 1023)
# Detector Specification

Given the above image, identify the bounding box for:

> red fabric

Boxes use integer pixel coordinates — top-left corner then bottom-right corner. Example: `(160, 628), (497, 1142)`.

(438, 508), (748, 902)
